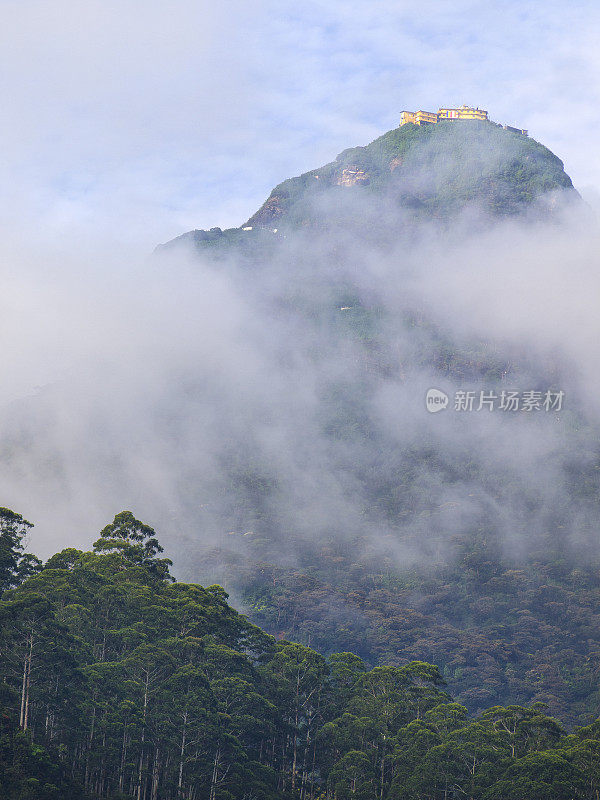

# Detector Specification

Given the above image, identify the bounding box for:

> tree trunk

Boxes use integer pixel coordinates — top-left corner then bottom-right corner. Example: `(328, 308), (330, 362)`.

(310, 737), (317, 800)
(209, 746), (221, 800)
(300, 724), (309, 800)
(119, 717), (128, 793)
(150, 747), (160, 800)
(21, 631), (33, 730)
(84, 696), (97, 790)
(136, 671), (150, 800)
(178, 710), (188, 797)
(292, 671), (300, 790)
(19, 631), (33, 730)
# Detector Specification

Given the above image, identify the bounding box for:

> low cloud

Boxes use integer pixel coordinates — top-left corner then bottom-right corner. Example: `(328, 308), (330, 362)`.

(1, 143), (598, 587)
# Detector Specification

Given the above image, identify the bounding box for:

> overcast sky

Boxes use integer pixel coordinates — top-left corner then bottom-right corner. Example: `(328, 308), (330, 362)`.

(0, 0), (598, 252)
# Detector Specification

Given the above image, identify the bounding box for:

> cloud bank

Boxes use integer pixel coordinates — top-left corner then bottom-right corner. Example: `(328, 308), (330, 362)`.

(1, 1), (599, 578)
(1, 159), (598, 582)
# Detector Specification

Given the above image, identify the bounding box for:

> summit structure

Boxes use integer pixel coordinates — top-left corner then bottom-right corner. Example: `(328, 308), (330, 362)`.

(400, 104), (528, 135)
(400, 104), (488, 125)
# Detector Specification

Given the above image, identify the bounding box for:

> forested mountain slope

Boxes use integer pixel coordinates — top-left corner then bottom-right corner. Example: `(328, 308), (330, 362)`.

(3, 508), (600, 800)
(155, 120), (599, 725)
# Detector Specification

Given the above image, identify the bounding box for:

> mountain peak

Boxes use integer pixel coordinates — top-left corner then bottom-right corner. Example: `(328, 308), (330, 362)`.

(160, 119), (576, 253)
(246, 119), (574, 228)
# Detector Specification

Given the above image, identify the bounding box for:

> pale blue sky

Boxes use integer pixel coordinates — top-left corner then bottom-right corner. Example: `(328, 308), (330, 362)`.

(1, 0), (599, 249)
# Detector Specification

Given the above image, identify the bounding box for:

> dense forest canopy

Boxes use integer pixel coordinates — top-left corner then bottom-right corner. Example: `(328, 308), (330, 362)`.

(2, 509), (600, 800)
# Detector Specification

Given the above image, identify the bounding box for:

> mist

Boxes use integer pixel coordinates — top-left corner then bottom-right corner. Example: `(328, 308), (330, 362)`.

(1, 120), (598, 595)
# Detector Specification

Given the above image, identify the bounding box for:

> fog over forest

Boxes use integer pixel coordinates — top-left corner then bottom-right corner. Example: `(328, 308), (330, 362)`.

(0, 123), (597, 591)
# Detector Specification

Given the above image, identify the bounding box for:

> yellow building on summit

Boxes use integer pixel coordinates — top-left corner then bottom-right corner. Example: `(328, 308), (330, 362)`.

(400, 105), (528, 136)
(400, 105), (488, 126)
(439, 105), (488, 121)
(399, 109), (440, 126)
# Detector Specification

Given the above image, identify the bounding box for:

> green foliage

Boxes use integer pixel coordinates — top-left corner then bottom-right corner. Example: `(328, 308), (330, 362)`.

(3, 510), (600, 799)
(0, 508), (40, 595)
(92, 511), (173, 580)
(0, 707), (86, 799)
(1, 510), (280, 799)
(229, 543), (600, 727)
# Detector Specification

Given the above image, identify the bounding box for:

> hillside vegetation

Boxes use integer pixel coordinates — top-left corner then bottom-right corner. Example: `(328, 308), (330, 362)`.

(153, 120), (599, 728)
(3, 509), (600, 800)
